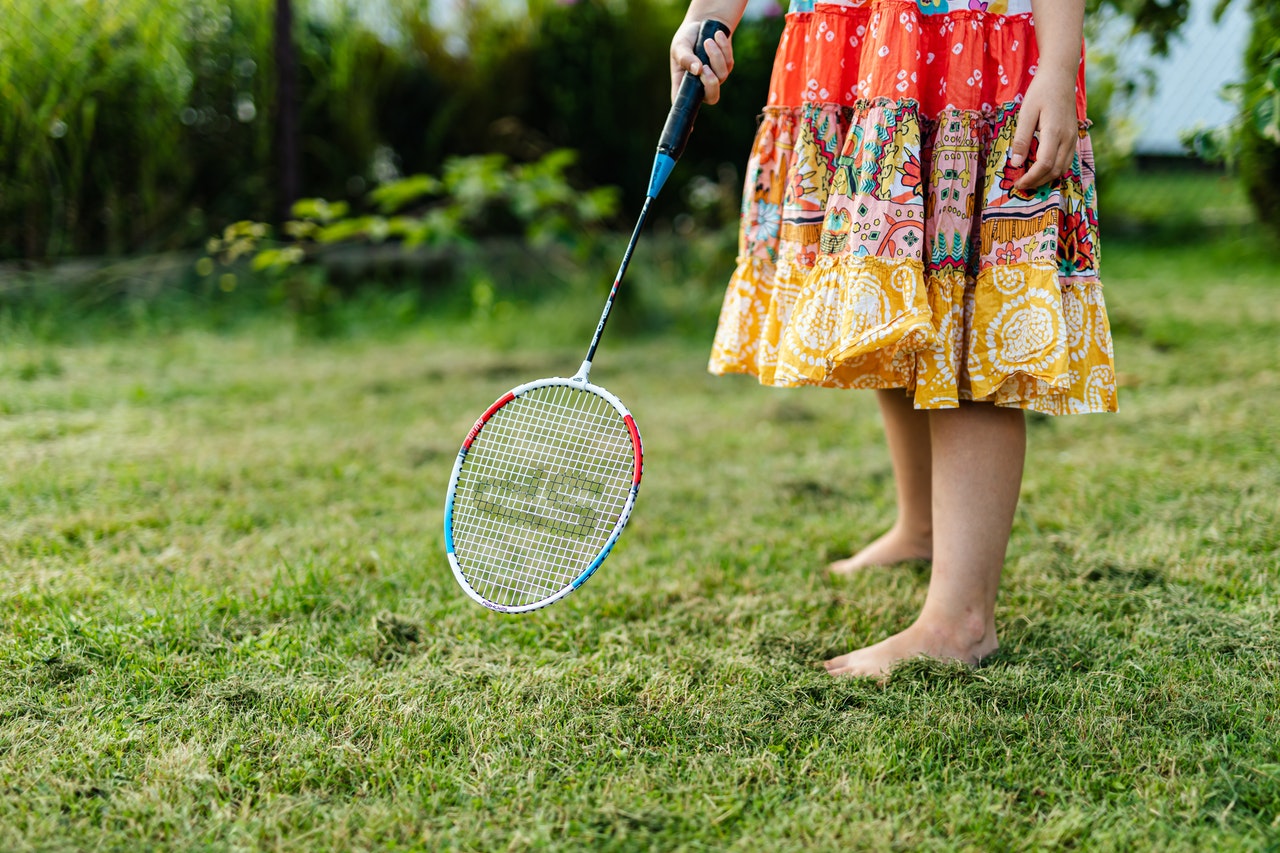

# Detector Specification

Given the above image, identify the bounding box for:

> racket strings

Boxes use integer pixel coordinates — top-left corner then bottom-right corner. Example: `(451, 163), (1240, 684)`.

(450, 383), (637, 608)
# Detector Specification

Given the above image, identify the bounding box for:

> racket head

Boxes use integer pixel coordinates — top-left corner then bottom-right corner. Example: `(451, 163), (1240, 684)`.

(444, 376), (643, 613)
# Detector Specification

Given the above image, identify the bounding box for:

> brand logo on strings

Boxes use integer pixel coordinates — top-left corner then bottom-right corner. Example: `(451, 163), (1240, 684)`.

(472, 466), (603, 537)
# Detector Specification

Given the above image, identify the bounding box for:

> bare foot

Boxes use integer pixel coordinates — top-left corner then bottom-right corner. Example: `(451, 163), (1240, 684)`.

(827, 526), (932, 576)
(823, 618), (998, 678)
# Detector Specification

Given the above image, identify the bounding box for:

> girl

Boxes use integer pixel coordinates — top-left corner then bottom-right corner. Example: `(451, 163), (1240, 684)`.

(670, 0), (1116, 677)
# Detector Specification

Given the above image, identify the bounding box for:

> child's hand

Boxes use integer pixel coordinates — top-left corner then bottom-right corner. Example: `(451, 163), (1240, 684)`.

(669, 20), (734, 105)
(1011, 68), (1078, 192)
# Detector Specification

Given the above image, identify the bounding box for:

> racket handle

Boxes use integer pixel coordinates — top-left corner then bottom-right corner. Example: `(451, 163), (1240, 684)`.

(646, 18), (731, 198)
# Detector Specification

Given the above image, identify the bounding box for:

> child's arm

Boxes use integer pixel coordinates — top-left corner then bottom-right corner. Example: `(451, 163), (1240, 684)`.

(670, 0), (748, 104)
(1013, 0), (1086, 191)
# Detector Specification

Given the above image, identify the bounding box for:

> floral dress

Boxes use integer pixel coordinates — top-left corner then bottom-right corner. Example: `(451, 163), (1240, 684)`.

(708, 0), (1117, 414)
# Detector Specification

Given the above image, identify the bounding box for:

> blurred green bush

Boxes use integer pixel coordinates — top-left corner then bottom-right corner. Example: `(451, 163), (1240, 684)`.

(199, 149), (621, 334)
(1179, 0), (1280, 236)
(2, 1), (209, 258)
(1, 0), (428, 260)
(0, 0), (782, 262)
(1238, 0), (1280, 236)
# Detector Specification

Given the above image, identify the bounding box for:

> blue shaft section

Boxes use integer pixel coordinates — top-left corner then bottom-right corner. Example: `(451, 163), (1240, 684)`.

(646, 154), (677, 199)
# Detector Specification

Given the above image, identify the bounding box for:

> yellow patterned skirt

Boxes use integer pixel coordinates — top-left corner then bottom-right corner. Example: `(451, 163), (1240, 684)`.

(708, 0), (1118, 415)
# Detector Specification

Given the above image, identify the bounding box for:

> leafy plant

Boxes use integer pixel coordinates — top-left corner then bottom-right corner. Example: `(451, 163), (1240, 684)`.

(0, 0), (197, 257)
(1183, 49), (1280, 162)
(207, 149), (618, 260)
(201, 149), (620, 332)
(1237, 5), (1280, 235)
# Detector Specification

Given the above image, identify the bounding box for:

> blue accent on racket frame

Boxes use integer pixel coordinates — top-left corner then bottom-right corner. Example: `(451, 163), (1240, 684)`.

(572, 484), (639, 589)
(573, 542), (613, 590)
(443, 496), (456, 554)
(444, 449), (467, 555)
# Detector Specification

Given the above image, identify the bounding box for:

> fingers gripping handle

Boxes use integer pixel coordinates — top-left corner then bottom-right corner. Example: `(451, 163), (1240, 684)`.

(661, 19), (730, 159)
(647, 19), (731, 198)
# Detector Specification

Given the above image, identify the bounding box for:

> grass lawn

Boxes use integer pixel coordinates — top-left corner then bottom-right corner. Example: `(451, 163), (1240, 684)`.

(1, 230), (1278, 851)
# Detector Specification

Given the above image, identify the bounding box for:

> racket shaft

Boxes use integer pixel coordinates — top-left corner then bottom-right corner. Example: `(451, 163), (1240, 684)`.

(582, 18), (724, 374)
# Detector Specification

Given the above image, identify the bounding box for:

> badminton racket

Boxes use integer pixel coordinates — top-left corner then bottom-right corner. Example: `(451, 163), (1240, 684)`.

(444, 19), (731, 613)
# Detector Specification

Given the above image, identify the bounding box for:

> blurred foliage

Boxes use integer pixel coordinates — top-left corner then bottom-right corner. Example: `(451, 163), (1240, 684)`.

(1, 1), (215, 258)
(1083, 0), (1204, 190)
(1237, 0), (1280, 236)
(201, 149), (619, 334)
(1086, 0), (1279, 230)
(3, 169), (1263, 350)
(0, 0), (1265, 262)
(1181, 0), (1280, 236)
(0, 0), (375, 260)
(205, 149), (619, 262)
(1089, 0), (1194, 56)
(0, 0), (780, 262)
(514, 0), (784, 222)
(1081, 48), (1133, 205)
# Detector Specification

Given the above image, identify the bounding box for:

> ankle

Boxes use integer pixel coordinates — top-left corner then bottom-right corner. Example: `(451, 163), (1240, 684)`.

(914, 609), (995, 652)
(891, 521), (932, 548)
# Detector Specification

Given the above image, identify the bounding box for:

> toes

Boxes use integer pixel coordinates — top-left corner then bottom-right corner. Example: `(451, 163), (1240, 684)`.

(826, 559), (861, 576)
(824, 659), (882, 678)
(824, 647), (897, 678)
(824, 549), (932, 576)
(823, 652), (867, 676)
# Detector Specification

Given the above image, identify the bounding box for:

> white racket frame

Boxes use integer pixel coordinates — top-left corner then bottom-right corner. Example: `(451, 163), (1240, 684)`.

(443, 372), (643, 613)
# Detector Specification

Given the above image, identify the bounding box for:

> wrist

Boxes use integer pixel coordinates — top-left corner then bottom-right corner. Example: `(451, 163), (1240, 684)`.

(1032, 62), (1076, 91)
(680, 0), (746, 31)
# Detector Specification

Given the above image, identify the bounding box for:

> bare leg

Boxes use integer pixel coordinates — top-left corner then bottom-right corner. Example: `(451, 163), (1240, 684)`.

(825, 402), (1025, 677)
(828, 389), (933, 575)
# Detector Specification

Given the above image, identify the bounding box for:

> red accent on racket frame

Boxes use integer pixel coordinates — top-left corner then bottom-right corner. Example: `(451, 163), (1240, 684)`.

(624, 414), (642, 485)
(462, 391), (515, 450)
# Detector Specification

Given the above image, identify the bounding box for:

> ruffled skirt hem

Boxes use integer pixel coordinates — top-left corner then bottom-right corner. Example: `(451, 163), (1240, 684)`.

(709, 253), (1117, 416)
